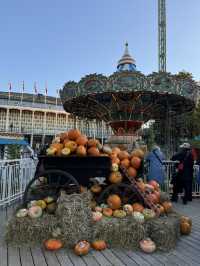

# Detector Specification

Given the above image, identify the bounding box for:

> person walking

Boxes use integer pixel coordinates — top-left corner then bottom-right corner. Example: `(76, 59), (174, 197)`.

(145, 145), (165, 185)
(171, 143), (194, 204)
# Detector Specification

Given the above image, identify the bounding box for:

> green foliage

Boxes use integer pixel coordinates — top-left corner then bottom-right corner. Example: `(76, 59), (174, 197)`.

(184, 100), (200, 138)
(176, 71), (193, 79)
(7, 145), (21, 159)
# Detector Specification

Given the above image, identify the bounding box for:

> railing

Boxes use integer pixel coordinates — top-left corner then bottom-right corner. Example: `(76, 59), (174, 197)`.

(0, 158), (37, 207)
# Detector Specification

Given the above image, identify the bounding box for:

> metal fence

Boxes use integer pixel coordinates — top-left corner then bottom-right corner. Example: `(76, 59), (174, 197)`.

(0, 159), (199, 207)
(0, 158), (37, 207)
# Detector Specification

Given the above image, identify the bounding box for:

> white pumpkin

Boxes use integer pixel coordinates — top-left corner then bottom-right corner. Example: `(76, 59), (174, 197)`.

(94, 206), (103, 213)
(123, 204), (133, 215)
(140, 238), (156, 253)
(102, 145), (112, 155)
(133, 211), (145, 224)
(142, 209), (156, 220)
(16, 208), (28, 218)
(28, 206), (43, 218)
(27, 200), (37, 208)
(92, 211), (103, 222)
(111, 163), (119, 172)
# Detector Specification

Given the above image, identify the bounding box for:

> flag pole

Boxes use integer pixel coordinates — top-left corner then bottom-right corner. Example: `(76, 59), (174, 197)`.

(8, 82), (11, 103)
(45, 82), (47, 106)
(21, 80), (24, 104)
(33, 82), (37, 105)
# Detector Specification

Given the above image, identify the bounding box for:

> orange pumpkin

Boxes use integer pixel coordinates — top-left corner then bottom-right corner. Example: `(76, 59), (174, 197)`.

(90, 184), (102, 193)
(131, 149), (145, 159)
(103, 208), (113, 217)
(92, 240), (107, 251)
(51, 143), (63, 151)
(87, 139), (98, 147)
(74, 240), (90, 256)
(127, 167), (137, 178)
(87, 147), (100, 156)
(112, 147), (121, 155)
(148, 180), (160, 191)
(107, 194), (121, 210)
(120, 158), (130, 168)
(136, 180), (146, 192)
(44, 239), (63, 251)
(118, 151), (129, 160)
(109, 171), (123, 184)
(162, 201), (172, 213)
(65, 141), (77, 152)
(153, 190), (161, 202)
(130, 156), (141, 169)
(59, 132), (68, 142)
(180, 222), (191, 235)
(76, 145), (87, 156)
(132, 203), (144, 213)
(68, 129), (81, 140)
(111, 157), (120, 165)
(147, 193), (159, 204)
(180, 216), (192, 226)
(156, 204), (165, 215)
(76, 135), (88, 146)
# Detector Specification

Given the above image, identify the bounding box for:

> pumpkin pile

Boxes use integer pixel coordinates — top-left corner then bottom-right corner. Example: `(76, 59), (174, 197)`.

(16, 196), (57, 219)
(180, 216), (192, 235)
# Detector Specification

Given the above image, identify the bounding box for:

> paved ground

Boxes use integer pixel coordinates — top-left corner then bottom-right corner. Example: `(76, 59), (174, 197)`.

(0, 199), (200, 266)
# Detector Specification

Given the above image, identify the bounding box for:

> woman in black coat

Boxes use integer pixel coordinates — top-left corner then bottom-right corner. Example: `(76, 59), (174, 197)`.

(171, 143), (194, 204)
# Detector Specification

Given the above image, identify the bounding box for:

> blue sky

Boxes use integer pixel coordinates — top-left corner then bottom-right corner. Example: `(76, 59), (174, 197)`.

(0, 0), (200, 96)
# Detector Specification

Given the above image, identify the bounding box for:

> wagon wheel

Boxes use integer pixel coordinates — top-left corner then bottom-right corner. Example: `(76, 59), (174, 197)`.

(97, 183), (145, 205)
(23, 169), (80, 205)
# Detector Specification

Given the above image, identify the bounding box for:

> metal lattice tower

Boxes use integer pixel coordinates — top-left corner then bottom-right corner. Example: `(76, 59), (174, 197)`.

(158, 0), (166, 72)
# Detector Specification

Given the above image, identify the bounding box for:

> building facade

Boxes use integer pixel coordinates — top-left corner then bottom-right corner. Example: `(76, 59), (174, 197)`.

(0, 91), (111, 149)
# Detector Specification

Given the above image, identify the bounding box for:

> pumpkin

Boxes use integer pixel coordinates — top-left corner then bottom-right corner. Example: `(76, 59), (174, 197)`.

(94, 206), (103, 212)
(100, 203), (108, 208)
(148, 180), (160, 191)
(133, 211), (145, 223)
(87, 147), (100, 156)
(123, 204), (133, 215)
(162, 201), (172, 213)
(111, 163), (119, 172)
(52, 136), (61, 144)
(156, 204), (165, 215)
(120, 158), (130, 168)
(44, 239), (63, 251)
(153, 190), (161, 202)
(130, 156), (141, 169)
(27, 200), (37, 208)
(76, 135), (88, 146)
(46, 202), (57, 214)
(46, 147), (57, 156)
(109, 171), (123, 184)
(36, 200), (47, 209)
(16, 208), (28, 218)
(127, 167), (137, 178)
(103, 208), (113, 217)
(92, 240), (107, 251)
(44, 196), (54, 204)
(68, 129), (81, 140)
(131, 149), (145, 159)
(112, 147), (121, 155)
(132, 203), (144, 213)
(107, 194), (121, 210)
(90, 184), (102, 193)
(144, 184), (155, 193)
(59, 132), (68, 142)
(112, 157), (120, 165)
(74, 240), (90, 256)
(146, 193), (159, 204)
(76, 145), (87, 156)
(65, 141), (77, 152)
(140, 238), (156, 253)
(180, 222), (191, 235)
(142, 209), (156, 220)
(87, 139), (98, 147)
(102, 145), (112, 155)
(113, 210), (126, 218)
(118, 151), (129, 160)
(90, 200), (97, 209)
(180, 216), (192, 226)
(92, 211), (103, 222)
(51, 143), (63, 150)
(28, 206), (43, 218)
(61, 147), (71, 156)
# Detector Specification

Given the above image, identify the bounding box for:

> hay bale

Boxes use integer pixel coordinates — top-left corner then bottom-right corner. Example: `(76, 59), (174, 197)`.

(144, 215), (180, 251)
(92, 216), (145, 249)
(5, 213), (59, 246)
(56, 191), (93, 247)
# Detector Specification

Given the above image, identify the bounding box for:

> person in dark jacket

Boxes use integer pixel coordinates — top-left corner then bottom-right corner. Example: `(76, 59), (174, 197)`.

(171, 143), (194, 204)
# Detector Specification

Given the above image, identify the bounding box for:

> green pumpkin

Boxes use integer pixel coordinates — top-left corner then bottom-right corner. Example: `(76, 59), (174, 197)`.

(142, 208), (156, 220)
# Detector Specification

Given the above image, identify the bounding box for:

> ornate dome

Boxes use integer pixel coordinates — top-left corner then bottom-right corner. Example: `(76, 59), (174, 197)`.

(117, 42), (137, 72)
